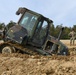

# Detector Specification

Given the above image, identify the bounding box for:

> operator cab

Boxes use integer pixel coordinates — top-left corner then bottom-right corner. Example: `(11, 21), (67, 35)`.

(17, 8), (53, 47)
(18, 11), (39, 37)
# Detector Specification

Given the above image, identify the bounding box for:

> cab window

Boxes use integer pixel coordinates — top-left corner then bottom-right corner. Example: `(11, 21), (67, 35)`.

(19, 12), (38, 36)
(32, 20), (48, 45)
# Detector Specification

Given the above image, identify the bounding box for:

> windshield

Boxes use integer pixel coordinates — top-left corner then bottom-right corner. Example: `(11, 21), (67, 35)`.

(19, 12), (38, 36)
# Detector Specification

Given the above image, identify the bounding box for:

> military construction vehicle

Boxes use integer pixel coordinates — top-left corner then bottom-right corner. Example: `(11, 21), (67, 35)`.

(0, 7), (69, 55)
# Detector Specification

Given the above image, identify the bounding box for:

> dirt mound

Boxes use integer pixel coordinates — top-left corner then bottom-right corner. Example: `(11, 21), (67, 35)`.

(0, 53), (76, 75)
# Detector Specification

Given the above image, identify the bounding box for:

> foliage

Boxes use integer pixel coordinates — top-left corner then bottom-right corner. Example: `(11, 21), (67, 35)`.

(50, 24), (75, 39)
(0, 23), (5, 29)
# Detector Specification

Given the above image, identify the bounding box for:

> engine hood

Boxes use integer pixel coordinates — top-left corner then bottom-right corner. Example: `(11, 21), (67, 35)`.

(6, 25), (28, 43)
(47, 35), (69, 55)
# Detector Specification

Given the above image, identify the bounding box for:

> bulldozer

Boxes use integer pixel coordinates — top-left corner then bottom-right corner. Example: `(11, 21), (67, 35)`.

(0, 7), (69, 55)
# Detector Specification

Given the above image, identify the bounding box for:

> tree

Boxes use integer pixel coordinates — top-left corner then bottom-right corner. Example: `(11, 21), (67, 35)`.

(54, 25), (63, 38)
(0, 23), (5, 29)
(50, 23), (55, 36)
(61, 27), (71, 39)
(73, 25), (76, 32)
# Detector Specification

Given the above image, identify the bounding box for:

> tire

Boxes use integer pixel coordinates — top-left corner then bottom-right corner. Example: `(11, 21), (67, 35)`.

(2, 46), (16, 54)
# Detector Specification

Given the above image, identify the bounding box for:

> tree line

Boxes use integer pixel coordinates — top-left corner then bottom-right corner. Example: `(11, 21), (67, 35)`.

(0, 21), (76, 39)
(50, 24), (76, 39)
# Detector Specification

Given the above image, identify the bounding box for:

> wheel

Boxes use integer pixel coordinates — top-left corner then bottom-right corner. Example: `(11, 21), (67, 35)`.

(1, 46), (16, 54)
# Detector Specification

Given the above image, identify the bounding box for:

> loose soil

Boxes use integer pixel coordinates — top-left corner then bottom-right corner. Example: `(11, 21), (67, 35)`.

(0, 40), (76, 75)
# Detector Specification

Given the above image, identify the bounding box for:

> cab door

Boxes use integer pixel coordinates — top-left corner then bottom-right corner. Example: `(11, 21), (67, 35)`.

(32, 19), (48, 47)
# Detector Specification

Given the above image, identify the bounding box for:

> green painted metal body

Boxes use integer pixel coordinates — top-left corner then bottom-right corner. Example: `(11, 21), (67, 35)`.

(4, 7), (69, 55)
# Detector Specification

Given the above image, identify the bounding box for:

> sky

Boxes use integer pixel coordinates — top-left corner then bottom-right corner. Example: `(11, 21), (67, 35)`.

(0, 0), (76, 27)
